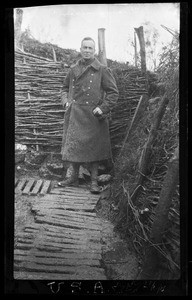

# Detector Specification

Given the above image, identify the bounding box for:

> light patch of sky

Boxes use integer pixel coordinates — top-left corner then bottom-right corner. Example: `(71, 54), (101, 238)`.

(18, 3), (180, 63)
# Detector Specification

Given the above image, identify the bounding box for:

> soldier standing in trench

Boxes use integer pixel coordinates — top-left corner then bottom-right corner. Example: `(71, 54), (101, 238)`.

(58, 37), (119, 193)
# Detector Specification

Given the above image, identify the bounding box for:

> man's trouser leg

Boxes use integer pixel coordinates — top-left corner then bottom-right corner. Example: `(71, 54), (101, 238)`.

(58, 162), (80, 186)
(90, 162), (101, 194)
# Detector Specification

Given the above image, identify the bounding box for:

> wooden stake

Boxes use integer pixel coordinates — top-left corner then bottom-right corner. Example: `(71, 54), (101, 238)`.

(134, 31), (138, 68)
(131, 95), (169, 203)
(118, 94), (148, 157)
(134, 26), (147, 75)
(98, 28), (107, 66)
(14, 8), (23, 49)
(52, 46), (57, 62)
(21, 44), (26, 63)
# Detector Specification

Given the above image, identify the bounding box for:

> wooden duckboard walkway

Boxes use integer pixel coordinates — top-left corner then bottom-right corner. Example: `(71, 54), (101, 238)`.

(14, 184), (106, 280)
(15, 178), (51, 195)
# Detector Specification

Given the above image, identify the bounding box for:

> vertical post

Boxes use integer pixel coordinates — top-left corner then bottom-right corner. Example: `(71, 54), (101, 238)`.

(131, 96), (169, 203)
(118, 94), (149, 157)
(21, 43), (26, 63)
(98, 28), (107, 66)
(134, 31), (138, 68)
(52, 46), (58, 72)
(52, 46), (57, 62)
(134, 26), (147, 75)
(14, 8), (23, 49)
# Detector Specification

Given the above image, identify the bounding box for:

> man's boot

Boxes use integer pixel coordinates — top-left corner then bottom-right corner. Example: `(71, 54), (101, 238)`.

(90, 162), (101, 194)
(58, 163), (79, 187)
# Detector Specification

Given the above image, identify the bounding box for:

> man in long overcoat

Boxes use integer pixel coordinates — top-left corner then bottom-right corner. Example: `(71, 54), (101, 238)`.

(58, 37), (119, 193)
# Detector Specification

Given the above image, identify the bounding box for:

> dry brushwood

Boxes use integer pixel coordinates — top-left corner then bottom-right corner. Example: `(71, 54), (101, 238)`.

(138, 143), (179, 279)
(112, 33), (179, 280)
(131, 95), (170, 203)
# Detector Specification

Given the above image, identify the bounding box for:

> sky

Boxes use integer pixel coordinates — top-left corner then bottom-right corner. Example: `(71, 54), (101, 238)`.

(15, 3), (180, 64)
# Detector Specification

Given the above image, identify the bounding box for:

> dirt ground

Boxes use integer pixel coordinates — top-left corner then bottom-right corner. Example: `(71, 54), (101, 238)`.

(15, 161), (139, 280)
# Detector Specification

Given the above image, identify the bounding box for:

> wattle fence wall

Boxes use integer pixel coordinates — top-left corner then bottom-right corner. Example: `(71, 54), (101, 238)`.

(15, 48), (147, 157)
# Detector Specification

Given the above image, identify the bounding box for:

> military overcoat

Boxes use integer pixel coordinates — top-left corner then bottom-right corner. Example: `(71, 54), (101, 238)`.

(61, 57), (119, 163)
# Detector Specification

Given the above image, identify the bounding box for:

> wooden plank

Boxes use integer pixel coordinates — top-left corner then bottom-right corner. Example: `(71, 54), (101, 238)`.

(37, 240), (101, 252)
(53, 194), (99, 202)
(32, 208), (97, 218)
(35, 192), (98, 199)
(24, 225), (39, 230)
(18, 231), (80, 241)
(33, 198), (96, 205)
(37, 245), (67, 252)
(15, 179), (27, 193)
(39, 180), (51, 195)
(51, 192), (99, 200)
(62, 186), (97, 193)
(35, 216), (101, 231)
(14, 271), (106, 280)
(14, 249), (101, 260)
(32, 203), (96, 212)
(41, 214), (100, 227)
(43, 239), (100, 251)
(55, 186), (91, 193)
(32, 201), (97, 210)
(50, 188), (90, 194)
(44, 235), (100, 248)
(45, 226), (101, 239)
(23, 229), (40, 235)
(35, 212), (90, 225)
(41, 197), (98, 206)
(17, 231), (100, 243)
(16, 238), (33, 244)
(15, 244), (32, 250)
(24, 227), (87, 239)
(33, 207), (97, 219)
(14, 255), (100, 266)
(63, 193), (99, 200)
(17, 232), (35, 239)
(30, 179), (43, 195)
(16, 236), (101, 251)
(35, 218), (100, 234)
(36, 194), (99, 203)
(14, 262), (105, 276)
(22, 179), (36, 195)
(33, 207), (95, 215)
(45, 231), (101, 242)
(45, 230), (101, 242)
(53, 209), (97, 218)
(35, 211), (100, 225)
(32, 204), (97, 213)
(50, 188), (99, 198)
(24, 222), (100, 237)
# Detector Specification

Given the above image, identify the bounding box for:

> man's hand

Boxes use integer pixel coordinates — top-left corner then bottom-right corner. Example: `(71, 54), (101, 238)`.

(61, 92), (68, 108)
(93, 107), (103, 116)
